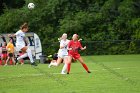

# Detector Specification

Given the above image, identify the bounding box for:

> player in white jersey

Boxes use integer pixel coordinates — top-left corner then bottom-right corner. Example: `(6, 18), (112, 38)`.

(48, 33), (70, 74)
(8, 23), (37, 66)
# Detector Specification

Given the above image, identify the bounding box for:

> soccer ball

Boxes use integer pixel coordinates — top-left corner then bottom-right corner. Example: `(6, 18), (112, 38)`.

(8, 48), (11, 52)
(28, 3), (35, 9)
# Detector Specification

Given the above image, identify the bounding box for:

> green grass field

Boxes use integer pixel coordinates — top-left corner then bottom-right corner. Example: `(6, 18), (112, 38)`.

(0, 55), (140, 93)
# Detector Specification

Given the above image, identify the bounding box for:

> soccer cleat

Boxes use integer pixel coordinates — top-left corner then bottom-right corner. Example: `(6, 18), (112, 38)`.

(4, 64), (7, 66)
(48, 63), (52, 68)
(31, 62), (37, 66)
(61, 72), (66, 75)
(67, 72), (69, 74)
(88, 71), (91, 73)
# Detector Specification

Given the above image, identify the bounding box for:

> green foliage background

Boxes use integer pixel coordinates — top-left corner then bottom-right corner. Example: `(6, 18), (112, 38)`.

(0, 0), (140, 55)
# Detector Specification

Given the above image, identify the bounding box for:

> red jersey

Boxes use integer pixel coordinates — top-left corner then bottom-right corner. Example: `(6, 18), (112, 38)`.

(68, 40), (82, 54)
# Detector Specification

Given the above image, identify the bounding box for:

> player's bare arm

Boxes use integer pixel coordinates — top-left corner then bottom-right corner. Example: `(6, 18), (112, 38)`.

(81, 46), (86, 50)
(8, 34), (16, 37)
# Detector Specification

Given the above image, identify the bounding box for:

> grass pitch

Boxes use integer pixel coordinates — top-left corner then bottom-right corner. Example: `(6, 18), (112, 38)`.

(0, 55), (140, 93)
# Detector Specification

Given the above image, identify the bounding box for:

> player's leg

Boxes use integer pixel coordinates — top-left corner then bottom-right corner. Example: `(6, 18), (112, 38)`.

(0, 57), (2, 65)
(4, 57), (10, 66)
(9, 58), (13, 65)
(3, 54), (6, 64)
(1, 54), (6, 65)
(1, 54), (4, 65)
(19, 52), (24, 65)
(55, 57), (63, 66)
(67, 56), (73, 74)
(48, 57), (62, 68)
(9, 53), (15, 65)
(16, 46), (27, 64)
(17, 53), (28, 61)
(21, 46), (37, 66)
(11, 55), (15, 65)
(77, 57), (91, 73)
(61, 56), (68, 74)
(16, 53), (28, 65)
(21, 47), (33, 62)
(20, 59), (24, 65)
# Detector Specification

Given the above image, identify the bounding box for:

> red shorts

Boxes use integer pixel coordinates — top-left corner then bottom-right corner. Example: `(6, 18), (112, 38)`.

(68, 52), (80, 60)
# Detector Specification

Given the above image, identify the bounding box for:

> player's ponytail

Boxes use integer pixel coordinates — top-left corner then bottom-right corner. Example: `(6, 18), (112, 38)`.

(20, 22), (28, 30)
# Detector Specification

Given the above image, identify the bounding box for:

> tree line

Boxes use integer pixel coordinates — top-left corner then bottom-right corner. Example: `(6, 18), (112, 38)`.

(0, 0), (140, 55)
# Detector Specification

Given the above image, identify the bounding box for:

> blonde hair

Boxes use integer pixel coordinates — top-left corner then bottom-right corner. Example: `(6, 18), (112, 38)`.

(73, 34), (79, 38)
(61, 33), (67, 39)
(20, 22), (28, 30)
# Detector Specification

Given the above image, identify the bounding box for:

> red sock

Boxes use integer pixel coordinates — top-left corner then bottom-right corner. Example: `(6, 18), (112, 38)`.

(10, 59), (13, 65)
(67, 63), (71, 73)
(81, 63), (89, 72)
(0, 60), (2, 65)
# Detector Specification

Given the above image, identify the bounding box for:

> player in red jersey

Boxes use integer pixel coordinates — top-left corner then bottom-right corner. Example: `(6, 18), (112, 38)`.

(67, 34), (91, 74)
(1, 42), (7, 65)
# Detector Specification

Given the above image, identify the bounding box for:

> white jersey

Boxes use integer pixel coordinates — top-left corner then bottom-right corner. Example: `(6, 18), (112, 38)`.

(58, 39), (70, 57)
(15, 30), (25, 46)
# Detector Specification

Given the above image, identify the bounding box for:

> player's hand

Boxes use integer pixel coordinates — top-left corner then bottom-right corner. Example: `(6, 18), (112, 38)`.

(8, 34), (12, 37)
(78, 38), (82, 41)
(83, 46), (86, 50)
(68, 48), (72, 50)
(81, 46), (86, 50)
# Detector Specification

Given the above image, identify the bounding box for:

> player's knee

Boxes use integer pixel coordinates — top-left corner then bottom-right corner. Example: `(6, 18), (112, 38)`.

(67, 59), (72, 64)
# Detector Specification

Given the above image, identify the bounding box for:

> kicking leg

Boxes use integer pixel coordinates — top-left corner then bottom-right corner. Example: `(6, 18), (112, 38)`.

(17, 53), (28, 60)
(21, 46), (37, 66)
(48, 57), (62, 68)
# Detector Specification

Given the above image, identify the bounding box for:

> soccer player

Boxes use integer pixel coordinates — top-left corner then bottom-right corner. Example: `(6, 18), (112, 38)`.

(1, 42), (7, 65)
(4, 39), (15, 66)
(67, 34), (91, 74)
(8, 23), (37, 66)
(48, 33), (70, 74)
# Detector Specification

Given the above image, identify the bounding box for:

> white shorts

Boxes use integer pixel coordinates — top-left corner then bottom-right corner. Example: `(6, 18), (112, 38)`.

(58, 52), (68, 59)
(16, 44), (25, 51)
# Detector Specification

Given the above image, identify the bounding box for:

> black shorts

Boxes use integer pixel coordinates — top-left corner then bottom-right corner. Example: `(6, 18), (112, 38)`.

(2, 51), (7, 54)
(8, 53), (13, 57)
(53, 53), (58, 60)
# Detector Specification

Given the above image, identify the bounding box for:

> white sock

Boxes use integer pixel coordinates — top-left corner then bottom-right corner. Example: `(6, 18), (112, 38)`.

(61, 63), (67, 73)
(26, 48), (34, 63)
(17, 53), (28, 60)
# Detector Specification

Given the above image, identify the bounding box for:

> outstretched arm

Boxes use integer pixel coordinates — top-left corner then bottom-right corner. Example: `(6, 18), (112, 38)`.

(81, 46), (86, 50)
(8, 34), (16, 37)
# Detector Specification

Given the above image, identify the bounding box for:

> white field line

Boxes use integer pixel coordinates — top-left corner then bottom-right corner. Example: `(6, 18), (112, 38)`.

(89, 68), (121, 71)
(0, 67), (137, 80)
(0, 73), (44, 80)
